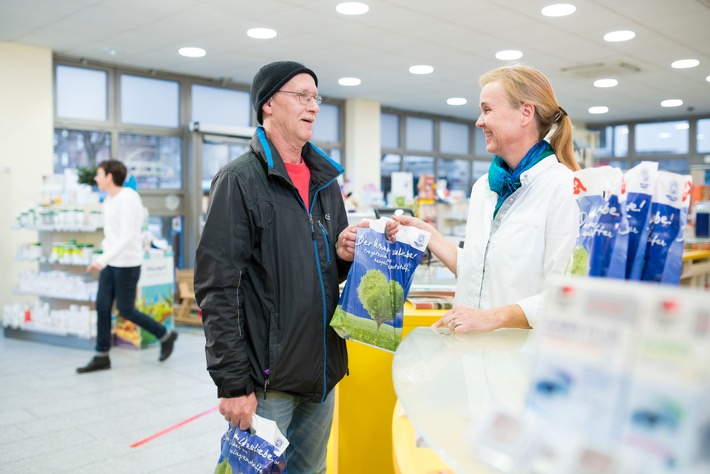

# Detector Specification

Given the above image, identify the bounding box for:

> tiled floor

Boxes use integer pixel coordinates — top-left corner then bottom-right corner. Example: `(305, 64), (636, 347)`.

(0, 326), (226, 473)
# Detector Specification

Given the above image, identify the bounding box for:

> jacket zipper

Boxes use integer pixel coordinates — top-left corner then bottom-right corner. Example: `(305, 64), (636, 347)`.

(317, 220), (331, 263)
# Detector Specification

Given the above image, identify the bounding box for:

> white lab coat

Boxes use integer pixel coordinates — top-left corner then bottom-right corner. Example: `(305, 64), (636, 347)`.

(455, 155), (579, 328)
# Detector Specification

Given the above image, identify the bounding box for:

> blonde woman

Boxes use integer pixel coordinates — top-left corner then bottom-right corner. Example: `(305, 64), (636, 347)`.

(394, 65), (580, 332)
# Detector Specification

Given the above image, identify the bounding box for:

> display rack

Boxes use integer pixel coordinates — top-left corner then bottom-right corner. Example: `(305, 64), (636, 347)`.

(5, 206), (103, 349)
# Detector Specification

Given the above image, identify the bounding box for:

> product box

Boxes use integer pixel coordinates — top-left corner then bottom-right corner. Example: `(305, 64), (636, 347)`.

(620, 291), (710, 473)
(525, 278), (639, 443)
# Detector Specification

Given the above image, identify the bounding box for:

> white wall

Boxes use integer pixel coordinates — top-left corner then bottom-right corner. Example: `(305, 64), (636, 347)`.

(0, 42), (54, 307)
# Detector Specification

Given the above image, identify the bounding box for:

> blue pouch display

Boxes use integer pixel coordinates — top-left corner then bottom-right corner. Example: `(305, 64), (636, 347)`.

(569, 166), (629, 279)
(624, 161), (658, 280)
(641, 171), (692, 284)
(214, 414), (289, 474)
(330, 218), (431, 352)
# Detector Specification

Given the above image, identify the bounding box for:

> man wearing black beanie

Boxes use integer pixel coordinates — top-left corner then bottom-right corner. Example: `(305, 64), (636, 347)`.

(195, 61), (365, 473)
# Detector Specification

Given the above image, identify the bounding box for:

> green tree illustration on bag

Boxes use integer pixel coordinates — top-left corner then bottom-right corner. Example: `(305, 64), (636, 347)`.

(357, 270), (404, 331)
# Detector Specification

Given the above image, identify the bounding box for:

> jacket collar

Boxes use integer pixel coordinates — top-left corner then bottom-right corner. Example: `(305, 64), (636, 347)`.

(519, 154), (558, 187)
(250, 126), (344, 187)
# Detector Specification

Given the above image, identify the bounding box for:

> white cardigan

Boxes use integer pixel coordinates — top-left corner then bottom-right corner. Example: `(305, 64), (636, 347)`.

(96, 187), (146, 268)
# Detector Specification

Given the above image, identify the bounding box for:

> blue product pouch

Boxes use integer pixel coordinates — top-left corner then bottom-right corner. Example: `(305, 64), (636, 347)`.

(214, 415), (289, 474)
(569, 166), (629, 279)
(330, 218), (431, 352)
(624, 162), (658, 280)
(641, 171), (692, 284)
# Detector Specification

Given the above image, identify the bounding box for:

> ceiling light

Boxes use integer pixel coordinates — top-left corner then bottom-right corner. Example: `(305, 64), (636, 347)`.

(409, 65), (434, 75)
(447, 98), (467, 106)
(336, 2), (369, 15)
(101, 47), (121, 56)
(671, 59), (699, 69)
(604, 30), (635, 42)
(541, 4), (576, 17)
(338, 77), (361, 86)
(588, 106), (609, 114)
(707, 75), (710, 82)
(594, 78), (618, 88)
(247, 28), (277, 39)
(495, 50), (523, 61)
(661, 99), (683, 107)
(178, 47), (206, 58)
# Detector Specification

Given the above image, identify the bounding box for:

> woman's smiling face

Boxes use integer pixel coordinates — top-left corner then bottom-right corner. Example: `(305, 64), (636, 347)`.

(475, 81), (523, 161)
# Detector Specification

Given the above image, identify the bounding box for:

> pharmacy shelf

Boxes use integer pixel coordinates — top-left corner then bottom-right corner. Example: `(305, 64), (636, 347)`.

(3, 327), (95, 350)
(12, 289), (94, 302)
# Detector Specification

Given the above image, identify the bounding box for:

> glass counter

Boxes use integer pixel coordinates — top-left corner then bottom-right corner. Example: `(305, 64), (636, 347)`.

(392, 327), (535, 473)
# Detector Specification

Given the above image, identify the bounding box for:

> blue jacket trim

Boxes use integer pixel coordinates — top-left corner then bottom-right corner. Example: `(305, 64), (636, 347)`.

(256, 127), (274, 169)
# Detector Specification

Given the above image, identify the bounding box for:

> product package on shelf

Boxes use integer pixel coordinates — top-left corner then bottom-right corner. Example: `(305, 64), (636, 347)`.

(620, 292), (710, 472)
(569, 166), (693, 286)
(569, 166), (629, 279)
(470, 277), (710, 474)
(330, 218), (431, 352)
(624, 161), (658, 280)
(641, 171), (693, 284)
(525, 279), (639, 443)
(114, 249), (175, 349)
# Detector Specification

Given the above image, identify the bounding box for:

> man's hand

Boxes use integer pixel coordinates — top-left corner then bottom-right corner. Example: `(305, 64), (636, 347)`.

(219, 393), (258, 430)
(336, 221), (370, 261)
(86, 262), (104, 272)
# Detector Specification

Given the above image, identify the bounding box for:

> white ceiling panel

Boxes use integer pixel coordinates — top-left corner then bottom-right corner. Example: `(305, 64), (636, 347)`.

(1, 0), (708, 123)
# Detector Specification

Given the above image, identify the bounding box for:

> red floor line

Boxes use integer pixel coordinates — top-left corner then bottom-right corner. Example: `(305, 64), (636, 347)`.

(129, 405), (219, 448)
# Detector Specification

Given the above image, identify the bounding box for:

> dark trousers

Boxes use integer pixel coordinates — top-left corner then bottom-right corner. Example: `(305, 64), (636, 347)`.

(95, 265), (166, 353)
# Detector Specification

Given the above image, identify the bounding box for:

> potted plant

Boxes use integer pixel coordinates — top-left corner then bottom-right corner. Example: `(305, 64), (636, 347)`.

(77, 165), (98, 187)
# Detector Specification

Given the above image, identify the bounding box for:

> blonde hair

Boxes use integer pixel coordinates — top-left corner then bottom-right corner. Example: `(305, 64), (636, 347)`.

(480, 65), (579, 171)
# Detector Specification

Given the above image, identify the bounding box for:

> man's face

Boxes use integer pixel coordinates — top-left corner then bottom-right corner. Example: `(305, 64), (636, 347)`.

(265, 73), (320, 146)
(94, 167), (112, 191)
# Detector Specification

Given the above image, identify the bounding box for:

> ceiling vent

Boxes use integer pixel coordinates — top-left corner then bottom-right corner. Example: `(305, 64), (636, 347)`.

(561, 62), (641, 78)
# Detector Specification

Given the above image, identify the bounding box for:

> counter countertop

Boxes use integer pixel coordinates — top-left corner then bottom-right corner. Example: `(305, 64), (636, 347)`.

(392, 327), (535, 473)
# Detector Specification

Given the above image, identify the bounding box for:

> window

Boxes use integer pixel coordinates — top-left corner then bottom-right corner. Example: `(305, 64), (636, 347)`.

(53, 128), (111, 174)
(440, 121), (470, 155)
(380, 154), (402, 198)
(312, 103), (340, 143)
(474, 128), (493, 158)
(382, 110), (479, 199)
(635, 121), (689, 155)
(698, 119), (710, 153)
(403, 155), (435, 196)
(201, 138), (250, 193)
(120, 74), (180, 128)
(473, 160), (491, 183)
(405, 117), (434, 151)
(381, 113), (400, 148)
(591, 125), (628, 159)
(614, 125), (629, 157)
(439, 158), (471, 194)
(640, 159), (689, 175)
(118, 133), (182, 189)
(191, 84), (250, 128)
(56, 65), (108, 121)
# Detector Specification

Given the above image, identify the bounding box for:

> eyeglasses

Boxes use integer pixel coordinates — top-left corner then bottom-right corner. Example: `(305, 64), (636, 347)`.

(276, 90), (323, 106)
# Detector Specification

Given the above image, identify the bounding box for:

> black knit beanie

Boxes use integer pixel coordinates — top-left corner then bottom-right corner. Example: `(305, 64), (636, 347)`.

(251, 61), (318, 124)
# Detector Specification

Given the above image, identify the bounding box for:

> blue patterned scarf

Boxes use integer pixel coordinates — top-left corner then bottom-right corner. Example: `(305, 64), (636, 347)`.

(488, 140), (554, 218)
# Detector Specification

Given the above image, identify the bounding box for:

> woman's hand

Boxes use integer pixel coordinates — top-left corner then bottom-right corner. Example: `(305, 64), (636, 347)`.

(432, 304), (530, 332)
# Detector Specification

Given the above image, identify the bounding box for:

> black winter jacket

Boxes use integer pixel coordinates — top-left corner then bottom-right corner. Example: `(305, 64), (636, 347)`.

(194, 127), (351, 402)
